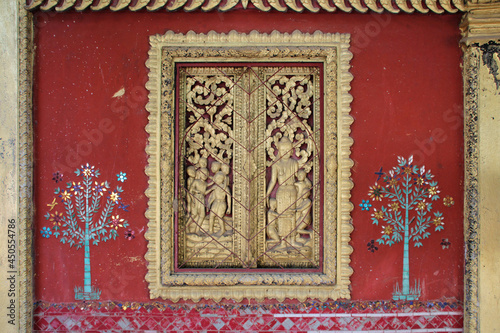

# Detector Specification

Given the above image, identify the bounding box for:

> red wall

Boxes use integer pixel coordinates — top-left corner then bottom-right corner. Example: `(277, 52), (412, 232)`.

(34, 10), (463, 303)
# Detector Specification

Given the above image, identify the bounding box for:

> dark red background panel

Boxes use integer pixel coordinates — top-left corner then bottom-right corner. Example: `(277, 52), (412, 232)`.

(34, 10), (463, 303)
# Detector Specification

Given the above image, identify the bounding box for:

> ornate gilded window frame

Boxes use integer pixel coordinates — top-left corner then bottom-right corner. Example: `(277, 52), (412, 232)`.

(10, 0), (491, 331)
(144, 30), (354, 301)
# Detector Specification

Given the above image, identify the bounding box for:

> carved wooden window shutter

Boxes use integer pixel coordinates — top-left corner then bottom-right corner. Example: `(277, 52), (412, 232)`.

(176, 64), (322, 270)
(145, 31), (354, 301)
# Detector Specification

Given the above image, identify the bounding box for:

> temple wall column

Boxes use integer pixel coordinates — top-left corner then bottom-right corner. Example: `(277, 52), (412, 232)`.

(462, 3), (500, 331)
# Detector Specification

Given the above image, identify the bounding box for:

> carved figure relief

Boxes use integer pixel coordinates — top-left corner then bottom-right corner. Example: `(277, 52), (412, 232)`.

(177, 66), (320, 269)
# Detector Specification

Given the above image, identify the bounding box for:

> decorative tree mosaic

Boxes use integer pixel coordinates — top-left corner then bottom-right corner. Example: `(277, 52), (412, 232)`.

(42, 164), (129, 300)
(364, 156), (449, 301)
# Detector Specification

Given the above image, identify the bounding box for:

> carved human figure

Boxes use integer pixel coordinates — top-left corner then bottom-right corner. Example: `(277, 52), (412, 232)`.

(207, 161), (221, 189)
(266, 198), (280, 242)
(198, 157), (208, 170)
(206, 172), (231, 236)
(294, 169), (312, 235)
(266, 136), (302, 247)
(186, 165), (197, 215)
(210, 161), (221, 175)
(189, 169), (209, 234)
(220, 162), (230, 188)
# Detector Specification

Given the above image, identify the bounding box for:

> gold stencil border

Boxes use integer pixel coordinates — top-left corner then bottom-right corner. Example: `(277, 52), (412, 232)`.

(144, 30), (354, 301)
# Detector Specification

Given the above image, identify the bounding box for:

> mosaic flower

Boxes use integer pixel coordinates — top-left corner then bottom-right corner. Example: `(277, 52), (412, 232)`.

(81, 164), (95, 177)
(414, 176), (425, 186)
(124, 228), (135, 240)
(389, 202), (400, 211)
(109, 192), (120, 203)
(441, 238), (451, 249)
(71, 182), (82, 193)
(52, 172), (63, 183)
(367, 239), (378, 252)
(382, 225), (393, 235)
(49, 211), (64, 227)
(93, 182), (107, 196)
(443, 196), (454, 207)
(387, 177), (399, 188)
(359, 200), (372, 211)
(368, 183), (384, 201)
(428, 186), (440, 197)
(117, 172), (127, 183)
(59, 190), (71, 202)
(40, 227), (52, 238)
(403, 166), (413, 175)
(432, 215), (444, 227)
(372, 209), (384, 220)
(118, 202), (130, 212)
(110, 215), (124, 230)
(416, 201), (427, 211)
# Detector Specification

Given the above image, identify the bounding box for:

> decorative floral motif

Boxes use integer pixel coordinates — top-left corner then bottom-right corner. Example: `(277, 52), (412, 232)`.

(359, 200), (372, 211)
(41, 227), (52, 238)
(382, 225), (393, 235)
(443, 196), (454, 207)
(52, 172), (63, 183)
(81, 163), (96, 177)
(388, 177), (399, 188)
(71, 182), (82, 193)
(441, 238), (451, 249)
(367, 239), (378, 252)
(59, 190), (71, 202)
(42, 164), (129, 301)
(416, 201), (427, 211)
(428, 186), (440, 197)
(109, 192), (120, 203)
(432, 214), (444, 227)
(390, 202), (400, 212)
(117, 172), (127, 182)
(414, 175), (425, 186)
(49, 211), (64, 227)
(93, 182), (108, 196)
(364, 155), (447, 301)
(110, 215), (124, 230)
(372, 209), (383, 220)
(124, 228), (135, 240)
(368, 183), (384, 201)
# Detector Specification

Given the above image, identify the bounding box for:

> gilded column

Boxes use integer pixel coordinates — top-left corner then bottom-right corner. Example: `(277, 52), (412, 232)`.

(461, 3), (500, 332)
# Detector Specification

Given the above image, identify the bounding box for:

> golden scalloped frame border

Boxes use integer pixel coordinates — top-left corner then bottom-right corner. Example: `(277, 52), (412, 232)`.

(144, 30), (354, 302)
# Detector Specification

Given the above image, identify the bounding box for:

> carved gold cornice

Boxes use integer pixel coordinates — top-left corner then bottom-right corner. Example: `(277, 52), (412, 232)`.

(26, 0), (465, 13)
(461, 2), (500, 45)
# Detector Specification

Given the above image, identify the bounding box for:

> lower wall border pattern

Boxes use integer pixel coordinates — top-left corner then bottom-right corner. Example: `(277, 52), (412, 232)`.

(33, 300), (463, 332)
